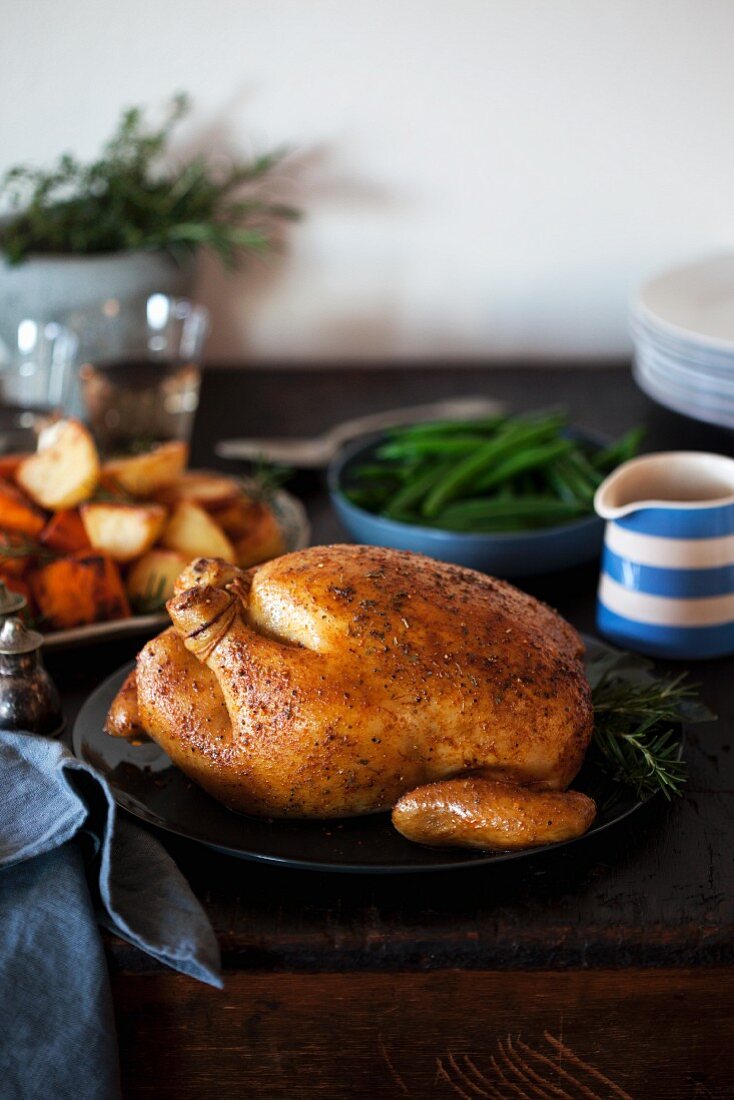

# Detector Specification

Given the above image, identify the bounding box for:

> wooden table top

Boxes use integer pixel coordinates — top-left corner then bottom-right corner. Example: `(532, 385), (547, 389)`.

(55, 363), (734, 976)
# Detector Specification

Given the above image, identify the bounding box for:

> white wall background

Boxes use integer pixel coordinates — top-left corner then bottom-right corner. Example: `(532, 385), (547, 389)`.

(2, 0), (734, 363)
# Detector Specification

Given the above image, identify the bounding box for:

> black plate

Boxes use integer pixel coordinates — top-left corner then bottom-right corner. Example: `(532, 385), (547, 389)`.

(72, 637), (682, 873)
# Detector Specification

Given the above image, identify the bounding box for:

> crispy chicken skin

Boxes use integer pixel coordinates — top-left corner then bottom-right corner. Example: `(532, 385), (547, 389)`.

(107, 545), (596, 847)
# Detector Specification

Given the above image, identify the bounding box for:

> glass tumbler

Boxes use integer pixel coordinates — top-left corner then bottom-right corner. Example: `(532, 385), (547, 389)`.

(0, 319), (78, 452)
(67, 294), (209, 457)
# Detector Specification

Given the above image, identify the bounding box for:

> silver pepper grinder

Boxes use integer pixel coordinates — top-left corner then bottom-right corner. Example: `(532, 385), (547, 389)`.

(0, 617), (64, 737)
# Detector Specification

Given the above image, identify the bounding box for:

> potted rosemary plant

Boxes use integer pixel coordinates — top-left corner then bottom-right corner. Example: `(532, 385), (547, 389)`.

(0, 94), (298, 351)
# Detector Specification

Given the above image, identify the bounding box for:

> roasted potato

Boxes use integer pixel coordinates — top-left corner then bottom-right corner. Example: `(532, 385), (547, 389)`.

(102, 441), (188, 497)
(154, 470), (241, 510)
(40, 509), (91, 554)
(9, 420), (291, 634)
(30, 552), (130, 629)
(233, 502), (285, 568)
(16, 419), (100, 509)
(207, 497), (256, 539)
(126, 549), (189, 609)
(81, 503), (167, 563)
(160, 501), (236, 562)
(104, 668), (144, 740)
(0, 482), (46, 539)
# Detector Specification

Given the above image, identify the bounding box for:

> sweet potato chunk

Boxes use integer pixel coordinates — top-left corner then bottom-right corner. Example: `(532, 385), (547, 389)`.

(160, 501), (235, 563)
(16, 420), (100, 509)
(40, 509), (91, 554)
(30, 552), (130, 630)
(81, 503), (166, 563)
(102, 441), (188, 497)
(0, 482), (46, 539)
(126, 549), (189, 609)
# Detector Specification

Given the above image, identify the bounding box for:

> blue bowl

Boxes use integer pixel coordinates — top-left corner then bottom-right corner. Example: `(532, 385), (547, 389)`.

(328, 433), (605, 578)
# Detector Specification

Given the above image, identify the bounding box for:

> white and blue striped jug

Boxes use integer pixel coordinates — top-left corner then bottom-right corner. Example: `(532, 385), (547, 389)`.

(594, 451), (734, 659)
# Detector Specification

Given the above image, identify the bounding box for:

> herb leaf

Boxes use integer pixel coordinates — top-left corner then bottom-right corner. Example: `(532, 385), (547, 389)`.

(0, 94), (300, 267)
(590, 662), (716, 801)
(130, 574), (169, 615)
(247, 458), (293, 502)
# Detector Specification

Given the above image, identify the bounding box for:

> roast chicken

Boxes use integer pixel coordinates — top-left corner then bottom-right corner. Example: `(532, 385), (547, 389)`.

(106, 545), (596, 850)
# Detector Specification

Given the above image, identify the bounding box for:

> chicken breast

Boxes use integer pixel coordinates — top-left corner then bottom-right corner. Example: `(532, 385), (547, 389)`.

(107, 545), (595, 847)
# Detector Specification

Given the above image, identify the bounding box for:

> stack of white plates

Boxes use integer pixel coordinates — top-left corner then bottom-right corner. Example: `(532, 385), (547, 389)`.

(631, 255), (734, 430)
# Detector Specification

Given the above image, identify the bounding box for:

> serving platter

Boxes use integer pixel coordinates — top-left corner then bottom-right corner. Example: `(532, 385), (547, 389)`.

(43, 612), (169, 651)
(71, 636), (684, 873)
(42, 485), (310, 650)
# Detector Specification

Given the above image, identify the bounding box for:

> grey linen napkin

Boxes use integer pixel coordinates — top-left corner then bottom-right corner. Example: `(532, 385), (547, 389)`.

(0, 729), (222, 1100)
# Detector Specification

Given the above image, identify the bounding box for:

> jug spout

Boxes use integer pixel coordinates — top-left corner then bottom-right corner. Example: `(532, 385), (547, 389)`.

(594, 451), (734, 520)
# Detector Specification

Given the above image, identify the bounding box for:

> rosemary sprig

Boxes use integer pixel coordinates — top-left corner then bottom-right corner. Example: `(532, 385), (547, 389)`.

(0, 536), (60, 564)
(590, 669), (715, 800)
(90, 482), (136, 505)
(130, 575), (168, 616)
(0, 94), (299, 268)
(247, 458), (292, 502)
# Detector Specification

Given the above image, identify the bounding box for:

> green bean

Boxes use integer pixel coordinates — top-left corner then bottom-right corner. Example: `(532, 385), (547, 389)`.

(473, 439), (574, 492)
(352, 463), (402, 481)
(341, 410), (643, 534)
(387, 416), (505, 441)
(387, 509), (421, 524)
(344, 487), (389, 509)
(592, 426), (646, 470)
(437, 496), (584, 521)
(552, 456), (595, 504)
(433, 496), (584, 532)
(384, 459), (455, 519)
(565, 447), (603, 488)
(516, 473), (539, 496)
(545, 462), (582, 505)
(377, 436), (490, 460)
(421, 415), (567, 517)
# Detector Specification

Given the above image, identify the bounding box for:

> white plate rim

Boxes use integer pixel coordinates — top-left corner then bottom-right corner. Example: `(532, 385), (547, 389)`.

(634, 253), (734, 354)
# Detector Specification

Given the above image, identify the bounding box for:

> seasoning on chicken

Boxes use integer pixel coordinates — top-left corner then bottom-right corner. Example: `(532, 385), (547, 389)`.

(106, 545), (596, 850)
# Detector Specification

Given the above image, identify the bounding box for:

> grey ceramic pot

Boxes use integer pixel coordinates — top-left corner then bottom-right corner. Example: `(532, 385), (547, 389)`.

(0, 249), (195, 355)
